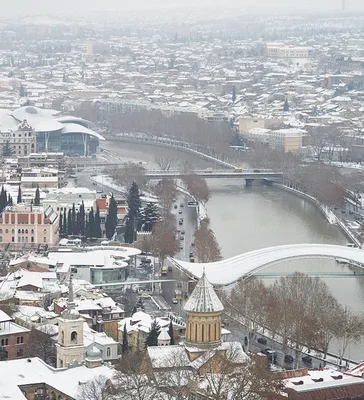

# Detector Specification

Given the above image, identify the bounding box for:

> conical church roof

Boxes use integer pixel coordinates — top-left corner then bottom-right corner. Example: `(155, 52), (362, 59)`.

(184, 272), (224, 313)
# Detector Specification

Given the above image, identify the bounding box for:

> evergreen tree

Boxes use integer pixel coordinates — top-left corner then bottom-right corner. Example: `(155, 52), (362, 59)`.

(124, 183), (141, 243)
(87, 207), (95, 238)
(19, 85), (26, 97)
(75, 210), (80, 236)
(17, 185), (22, 204)
(94, 206), (102, 238)
(232, 86), (236, 103)
(34, 187), (40, 206)
(168, 320), (175, 345)
(122, 324), (129, 354)
(0, 186), (6, 212)
(63, 211), (67, 236)
(71, 203), (76, 235)
(145, 320), (161, 348)
(140, 202), (159, 232)
(7, 194), (12, 206)
(105, 195), (118, 240)
(67, 208), (72, 236)
(2, 141), (14, 157)
(283, 98), (290, 112)
(79, 201), (85, 236)
(59, 211), (63, 236)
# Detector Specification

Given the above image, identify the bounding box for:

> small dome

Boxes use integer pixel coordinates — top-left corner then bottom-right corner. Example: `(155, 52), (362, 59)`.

(24, 106), (39, 114)
(158, 328), (171, 341)
(86, 345), (102, 362)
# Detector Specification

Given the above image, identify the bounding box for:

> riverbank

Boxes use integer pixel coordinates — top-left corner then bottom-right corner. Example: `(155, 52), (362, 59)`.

(274, 183), (362, 248)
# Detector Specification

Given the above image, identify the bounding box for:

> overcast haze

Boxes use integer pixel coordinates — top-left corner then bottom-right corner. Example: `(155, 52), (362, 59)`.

(2, 0), (364, 16)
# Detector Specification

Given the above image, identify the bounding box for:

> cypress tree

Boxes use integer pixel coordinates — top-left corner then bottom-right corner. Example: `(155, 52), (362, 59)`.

(168, 320), (174, 345)
(0, 186), (5, 212)
(122, 324), (129, 354)
(63, 211), (67, 236)
(7, 194), (12, 206)
(17, 185), (22, 204)
(59, 211), (63, 236)
(88, 207), (95, 238)
(67, 208), (72, 236)
(105, 195), (118, 240)
(94, 206), (102, 238)
(283, 98), (290, 112)
(34, 187), (40, 206)
(145, 320), (161, 348)
(79, 201), (85, 236)
(71, 203), (76, 235)
(124, 183), (141, 243)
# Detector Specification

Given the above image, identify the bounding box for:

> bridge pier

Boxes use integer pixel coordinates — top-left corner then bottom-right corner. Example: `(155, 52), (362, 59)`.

(245, 179), (254, 187)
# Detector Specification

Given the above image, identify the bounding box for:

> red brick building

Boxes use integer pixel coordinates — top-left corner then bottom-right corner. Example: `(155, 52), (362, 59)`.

(0, 309), (30, 360)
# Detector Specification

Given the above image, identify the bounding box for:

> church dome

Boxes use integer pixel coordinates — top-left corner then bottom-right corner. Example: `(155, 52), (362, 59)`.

(184, 272), (224, 313)
(86, 345), (102, 361)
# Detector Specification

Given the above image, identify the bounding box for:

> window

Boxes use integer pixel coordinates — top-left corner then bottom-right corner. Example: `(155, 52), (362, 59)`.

(18, 237), (21, 242)
(11, 229), (14, 234)
(61, 330), (64, 344)
(43, 229), (47, 234)
(0, 237), (2, 243)
(43, 237), (47, 243)
(31, 229), (34, 234)
(5, 339), (8, 346)
(18, 229), (20, 234)
(16, 348), (24, 357)
(106, 347), (111, 357)
(201, 325), (204, 342)
(25, 229), (28, 234)
(1, 339), (3, 346)
(12, 237), (14, 242)
(71, 331), (78, 343)
(20, 336), (24, 344)
(31, 237), (34, 243)
(5, 229), (8, 234)
(16, 337), (20, 344)
(0, 229), (2, 234)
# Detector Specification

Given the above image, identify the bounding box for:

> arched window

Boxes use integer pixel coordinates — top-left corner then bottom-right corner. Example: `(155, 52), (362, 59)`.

(208, 324), (211, 342)
(12, 229), (14, 234)
(1, 339), (4, 346)
(201, 325), (205, 342)
(71, 331), (78, 343)
(44, 229), (47, 234)
(20, 336), (24, 344)
(31, 229), (34, 234)
(215, 323), (217, 340)
(5, 339), (8, 346)
(18, 229), (20, 234)
(106, 347), (111, 357)
(61, 330), (64, 344)
(5, 229), (8, 234)
(195, 325), (198, 342)
(16, 337), (20, 344)
(21, 229), (24, 234)
(25, 229), (28, 234)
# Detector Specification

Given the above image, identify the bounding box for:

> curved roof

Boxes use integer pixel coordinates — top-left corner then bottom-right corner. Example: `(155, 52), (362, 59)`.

(184, 272), (224, 312)
(56, 115), (95, 129)
(172, 244), (364, 286)
(34, 119), (65, 132)
(12, 106), (60, 124)
(61, 123), (105, 140)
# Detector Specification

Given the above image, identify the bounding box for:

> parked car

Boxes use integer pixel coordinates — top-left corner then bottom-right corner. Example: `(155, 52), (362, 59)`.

(179, 210), (183, 214)
(302, 355), (312, 364)
(174, 205), (178, 209)
(284, 354), (294, 363)
(172, 298), (178, 304)
(180, 236), (184, 240)
(257, 337), (267, 345)
(181, 230), (185, 235)
(180, 203), (184, 207)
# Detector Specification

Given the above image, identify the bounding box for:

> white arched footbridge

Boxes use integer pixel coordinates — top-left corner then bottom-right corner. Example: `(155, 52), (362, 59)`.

(170, 244), (364, 286)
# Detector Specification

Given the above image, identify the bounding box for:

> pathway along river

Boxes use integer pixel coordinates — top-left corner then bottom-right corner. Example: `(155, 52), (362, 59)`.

(103, 140), (364, 360)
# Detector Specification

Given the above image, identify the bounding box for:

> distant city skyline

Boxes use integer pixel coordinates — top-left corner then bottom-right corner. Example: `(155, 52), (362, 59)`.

(2, 0), (364, 16)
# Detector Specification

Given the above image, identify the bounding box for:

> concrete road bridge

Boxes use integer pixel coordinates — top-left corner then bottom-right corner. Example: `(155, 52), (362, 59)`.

(169, 244), (364, 286)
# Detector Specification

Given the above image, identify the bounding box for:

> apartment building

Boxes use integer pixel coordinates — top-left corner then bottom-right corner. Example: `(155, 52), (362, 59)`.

(270, 128), (306, 152)
(264, 43), (312, 58)
(0, 204), (59, 246)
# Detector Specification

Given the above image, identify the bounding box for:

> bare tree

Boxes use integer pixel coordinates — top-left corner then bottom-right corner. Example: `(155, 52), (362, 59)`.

(181, 172), (210, 204)
(227, 279), (270, 352)
(194, 220), (222, 263)
(307, 125), (329, 162)
(109, 162), (147, 190)
(77, 375), (112, 400)
(150, 220), (179, 263)
(334, 306), (364, 365)
(154, 179), (177, 217)
(27, 326), (57, 366)
(155, 156), (175, 171)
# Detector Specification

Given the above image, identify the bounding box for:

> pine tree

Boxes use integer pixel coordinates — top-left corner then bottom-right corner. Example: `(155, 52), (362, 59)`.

(67, 209), (72, 236)
(17, 185), (22, 204)
(145, 320), (161, 348)
(34, 187), (40, 206)
(87, 208), (95, 238)
(232, 86), (236, 103)
(140, 202), (159, 232)
(168, 320), (174, 345)
(94, 206), (102, 238)
(63, 211), (67, 236)
(124, 217), (135, 244)
(122, 324), (129, 354)
(283, 98), (290, 112)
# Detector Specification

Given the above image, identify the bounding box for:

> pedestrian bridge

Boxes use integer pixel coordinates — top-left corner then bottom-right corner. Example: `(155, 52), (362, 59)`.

(170, 244), (364, 286)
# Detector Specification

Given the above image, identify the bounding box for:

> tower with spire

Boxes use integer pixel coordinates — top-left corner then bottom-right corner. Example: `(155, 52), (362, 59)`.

(56, 274), (85, 368)
(184, 269), (224, 358)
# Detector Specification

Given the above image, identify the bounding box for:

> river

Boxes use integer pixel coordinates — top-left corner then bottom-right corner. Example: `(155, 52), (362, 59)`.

(102, 140), (364, 360)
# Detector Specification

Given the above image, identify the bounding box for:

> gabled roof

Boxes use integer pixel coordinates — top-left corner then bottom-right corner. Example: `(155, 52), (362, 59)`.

(184, 272), (223, 313)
